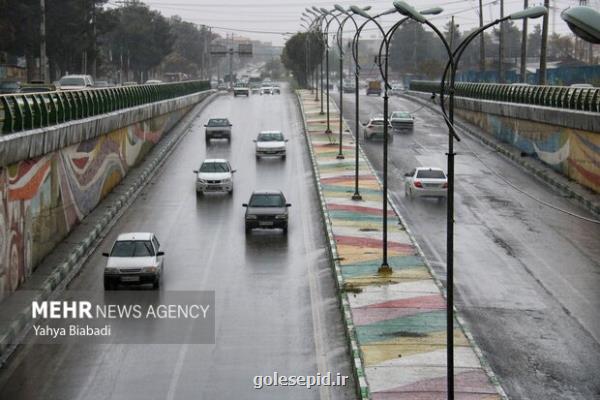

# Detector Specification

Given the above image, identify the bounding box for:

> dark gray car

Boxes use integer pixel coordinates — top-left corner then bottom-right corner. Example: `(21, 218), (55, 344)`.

(243, 190), (291, 234)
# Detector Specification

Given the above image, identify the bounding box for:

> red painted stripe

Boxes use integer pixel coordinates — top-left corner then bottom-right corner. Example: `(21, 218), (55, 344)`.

(361, 294), (446, 309)
(335, 235), (414, 252)
(328, 203), (396, 216)
(321, 175), (377, 184)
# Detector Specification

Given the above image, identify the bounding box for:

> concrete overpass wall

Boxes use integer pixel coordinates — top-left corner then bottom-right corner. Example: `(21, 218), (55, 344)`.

(0, 90), (212, 298)
(409, 91), (600, 195)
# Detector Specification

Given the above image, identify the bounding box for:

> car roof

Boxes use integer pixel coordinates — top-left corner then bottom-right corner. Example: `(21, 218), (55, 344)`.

(60, 74), (90, 78)
(202, 158), (228, 163)
(116, 232), (153, 241)
(416, 167), (445, 172)
(258, 130), (282, 134)
(251, 190), (284, 196)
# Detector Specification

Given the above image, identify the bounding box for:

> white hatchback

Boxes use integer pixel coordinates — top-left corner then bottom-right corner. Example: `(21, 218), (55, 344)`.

(254, 131), (288, 160)
(404, 167), (448, 199)
(102, 232), (165, 290)
(194, 159), (235, 195)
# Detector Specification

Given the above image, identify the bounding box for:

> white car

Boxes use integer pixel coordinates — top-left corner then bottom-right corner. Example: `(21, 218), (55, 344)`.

(389, 111), (414, 131)
(102, 232), (165, 290)
(193, 159), (235, 195)
(363, 115), (393, 141)
(260, 86), (273, 95)
(58, 74), (94, 90)
(254, 131), (288, 160)
(404, 167), (448, 199)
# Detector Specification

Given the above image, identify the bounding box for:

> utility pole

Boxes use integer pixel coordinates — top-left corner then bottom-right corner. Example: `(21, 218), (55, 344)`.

(229, 34), (234, 88)
(539, 0), (550, 85)
(499, 0), (504, 83)
(40, 0), (49, 82)
(520, 0), (528, 82)
(479, 0), (485, 72)
(91, 0), (97, 79)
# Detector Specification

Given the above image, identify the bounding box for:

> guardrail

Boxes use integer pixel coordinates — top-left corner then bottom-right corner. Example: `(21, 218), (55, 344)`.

(409, 80), (600, 113)
(0, 80), (211, 134)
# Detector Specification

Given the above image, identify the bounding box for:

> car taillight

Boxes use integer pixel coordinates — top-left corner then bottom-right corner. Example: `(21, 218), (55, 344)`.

(414, 181), (423, 188)
(442, 182), (448, 188)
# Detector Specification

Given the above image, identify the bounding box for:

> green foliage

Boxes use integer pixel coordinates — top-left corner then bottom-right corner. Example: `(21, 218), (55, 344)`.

(281, 31), (323, 87)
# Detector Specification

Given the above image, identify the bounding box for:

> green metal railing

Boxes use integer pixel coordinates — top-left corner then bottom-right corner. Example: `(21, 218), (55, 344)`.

(409, 80), (600, 113)
(0, 80), (211, 134)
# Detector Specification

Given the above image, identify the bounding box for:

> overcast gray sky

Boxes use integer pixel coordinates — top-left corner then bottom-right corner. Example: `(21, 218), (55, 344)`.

(112, 0), (596, 45)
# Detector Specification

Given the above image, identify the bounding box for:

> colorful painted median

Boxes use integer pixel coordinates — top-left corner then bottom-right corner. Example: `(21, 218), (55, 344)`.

(297, 90), (505, 400)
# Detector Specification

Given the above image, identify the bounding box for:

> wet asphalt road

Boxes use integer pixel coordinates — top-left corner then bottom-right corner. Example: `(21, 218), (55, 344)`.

(0, 90), (356, 400)
(338, 91), (600, 400)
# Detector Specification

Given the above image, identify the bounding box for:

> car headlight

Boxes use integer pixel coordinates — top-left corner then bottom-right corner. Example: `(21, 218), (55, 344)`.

(197, 178), (207, 183)
(246, 215), (258, 220)
(104, 267), (118, 274)
(142, 266), (157, 273)
(275, 214), (287, 219)
(222, 178), (232, 183)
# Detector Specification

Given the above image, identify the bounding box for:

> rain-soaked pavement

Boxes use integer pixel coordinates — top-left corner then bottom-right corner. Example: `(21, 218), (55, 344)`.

(341, 92), (600, 400)
(0, 90), (356, 400)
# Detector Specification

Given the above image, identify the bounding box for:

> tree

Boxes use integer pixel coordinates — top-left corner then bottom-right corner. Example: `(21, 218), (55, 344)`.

(107, 2), (173, 81)
(281, 31), (323, 87)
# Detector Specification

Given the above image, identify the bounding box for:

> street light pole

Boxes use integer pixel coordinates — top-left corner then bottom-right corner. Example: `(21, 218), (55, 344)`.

(392, 3), (547, 399)
(349, 6), (392, 274)
(347, 7), (398, 202)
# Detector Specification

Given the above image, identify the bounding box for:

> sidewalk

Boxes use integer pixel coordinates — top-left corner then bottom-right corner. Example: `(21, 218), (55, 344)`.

(297, 90), (505, 400)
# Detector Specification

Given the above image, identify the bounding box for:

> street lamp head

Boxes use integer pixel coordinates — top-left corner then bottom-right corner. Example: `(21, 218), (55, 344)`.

(561, 6), (600, 44)
(377, 8), (398, 17)
(320, 7), (330, 15)
(393, 1), (426, 23)
(509, 6), (547, 20)
(350, 5), (371, 19)
(421, 7), (443, 16)
(334, 4), (348, 14)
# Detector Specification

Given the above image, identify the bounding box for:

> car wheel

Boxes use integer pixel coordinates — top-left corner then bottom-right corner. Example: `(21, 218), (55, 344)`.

(205, 137), (210, 143)
(104, 277), (114, 290)
(152, 276), (160, 290)
(245, 225), (252, 234)
(256, 155), (260, 160)
(282, 224), (288, 234)
(281, 155), (286, 160)
(408, 188), (413, 199)
(228, 187), (233, 195)
(197, 190), (204, 196)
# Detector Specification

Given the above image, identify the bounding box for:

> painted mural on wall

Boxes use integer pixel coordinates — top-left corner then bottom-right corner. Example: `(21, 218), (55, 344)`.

(0, 107), (190, 300)
(457, 109), (600, 194)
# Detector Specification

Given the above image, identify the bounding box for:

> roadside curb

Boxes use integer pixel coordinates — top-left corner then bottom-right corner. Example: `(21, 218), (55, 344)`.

(0, 91), (219, 364)
(402, 91), (600, 217)
(295, 93), (370, 400)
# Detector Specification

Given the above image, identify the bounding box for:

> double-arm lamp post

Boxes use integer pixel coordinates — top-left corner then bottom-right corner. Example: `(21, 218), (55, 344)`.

(349, 5), (442, 275)
(392, 2), (546, 399)
(344, 7), (398, 202)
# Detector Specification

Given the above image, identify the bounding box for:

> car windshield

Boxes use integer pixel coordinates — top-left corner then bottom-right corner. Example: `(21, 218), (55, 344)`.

(110, 240), (155, 257)
(199, 162), (229, 173)
(258, 132), (283, 141)
(391, 112), (411, 118)
(417, 169), (446, 179)
(207, 119), (229, 126)
(59, 77), (85, 86)
(249, 194), (285, 207)
(370, 119), (384, 125)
